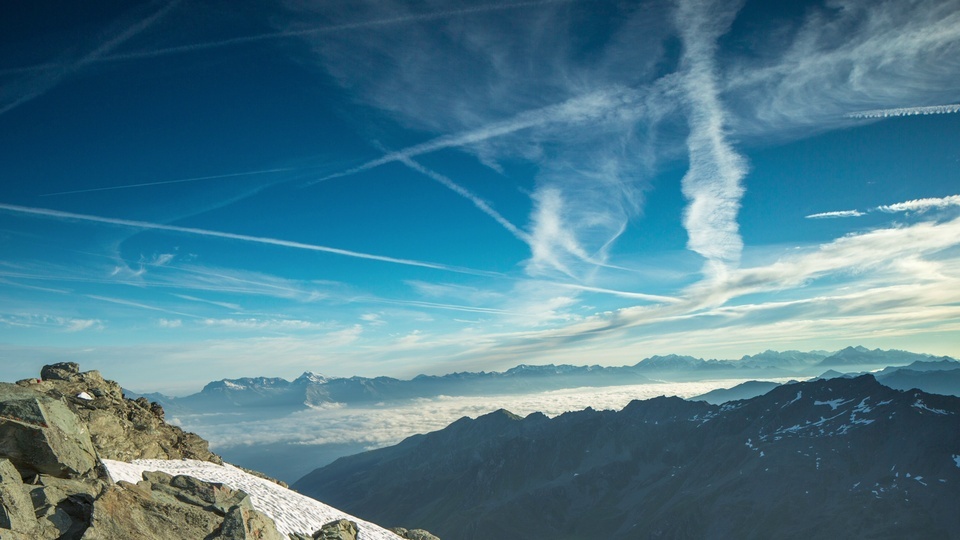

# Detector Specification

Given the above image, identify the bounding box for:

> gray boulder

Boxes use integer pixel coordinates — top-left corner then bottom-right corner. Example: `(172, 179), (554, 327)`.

(0, 383), (97, 478)
(40, 362), (82, 382)
(219, 504), (285, 540)
(316, 518), (359, 540)
(0, 458), (37, 535)
(80, 482), (222, 539)
(390, 528), (442, 540)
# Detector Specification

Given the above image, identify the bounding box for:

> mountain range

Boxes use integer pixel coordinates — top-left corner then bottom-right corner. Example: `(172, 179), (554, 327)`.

(134, 346), (950, 413)
(294, 374), (960, 539)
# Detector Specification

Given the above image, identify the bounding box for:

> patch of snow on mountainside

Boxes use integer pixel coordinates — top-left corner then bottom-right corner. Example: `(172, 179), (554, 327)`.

(814, 398), (852, 410)
(102, 459), (400, 539)
(912, 399), (952, 415)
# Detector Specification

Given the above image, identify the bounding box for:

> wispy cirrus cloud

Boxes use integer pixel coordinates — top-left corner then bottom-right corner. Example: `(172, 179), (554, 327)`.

(201, 318), (333, 332)
(291, 1), (678, 283)
(726, 0), (960, 138)
(95, 0), (577, 64)
(0, 314), (103, 332)
(306, 87), (645, 186)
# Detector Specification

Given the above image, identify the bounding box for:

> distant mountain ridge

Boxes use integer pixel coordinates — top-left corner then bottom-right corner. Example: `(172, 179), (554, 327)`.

(294, 375), (960, 539)
(694, 356), (960, 404)
(134, 346), (954, 413)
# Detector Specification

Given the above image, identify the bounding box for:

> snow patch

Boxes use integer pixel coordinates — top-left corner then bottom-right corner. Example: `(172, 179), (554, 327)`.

(814, 398), (851, 410)
(912, 399), (951, 415)
(76, 392), (94, 400)
(782, 391), (802, 408)
(101, 459), (399, 539)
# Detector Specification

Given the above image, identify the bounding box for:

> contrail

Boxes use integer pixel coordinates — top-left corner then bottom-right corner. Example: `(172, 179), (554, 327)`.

(50, 0), (576, 64)
(305, 88), (637, 186)
(845, 103), (960, 119)
(397, 156), (531, 244)
(0, 203), (500, 277)
(40, 167), (301, 197)
(551, 283), (681, 304)
(674, 0), (748, 277)
(0, 0), (181, 118)
(805, 194), (960, 219)
(805, 210), (865, 219)
(878, 194), (960, 213)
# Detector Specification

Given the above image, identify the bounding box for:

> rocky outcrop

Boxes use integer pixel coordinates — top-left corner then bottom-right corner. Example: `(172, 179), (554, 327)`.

(0, 383), (98, 478)
(18, 362), (219, 464)
(0, 364), (285, 539)
(82, 471), (282, 540)
(390, 527), (442, 540)
(0, 458), (36, 535)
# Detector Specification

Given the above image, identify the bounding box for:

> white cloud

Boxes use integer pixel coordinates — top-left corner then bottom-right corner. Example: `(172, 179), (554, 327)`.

(360, 313), (384, 325)
(65, 318), (104, 332)
(526, 187), (590, 277)
(0, 314), (103, 332)
(158, 318), (183, 328)
(201, 318), (332, 331)
(726, 0), (960, 138)
(181, 379), (796, 449)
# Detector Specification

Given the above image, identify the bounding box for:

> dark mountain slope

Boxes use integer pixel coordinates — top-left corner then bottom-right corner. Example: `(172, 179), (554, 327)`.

(295, 376), (960, 540)
(690, 380), (783, 404)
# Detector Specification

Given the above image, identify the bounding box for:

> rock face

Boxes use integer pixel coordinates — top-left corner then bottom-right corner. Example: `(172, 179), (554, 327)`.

(18, 362), (219, 464)
(0, 384), (97, 478)
(0, 364), (286, 540)
(82, 471), (282, 540)
(0, 459), (36, 535)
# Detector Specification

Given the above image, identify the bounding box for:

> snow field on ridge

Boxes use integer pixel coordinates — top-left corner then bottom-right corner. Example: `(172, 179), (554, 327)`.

(102, 459), (400, 539)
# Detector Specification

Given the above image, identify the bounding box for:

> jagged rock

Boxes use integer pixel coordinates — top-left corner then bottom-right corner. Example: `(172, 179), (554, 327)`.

(389, 527), (441, 540)
(40, 362), (81, 382)
(315, 518), (359, 540)
(0, 383), (97, 478)
(17, 366), (221, 464)
(0, 458), (37, 535)
(81, 483), (223, 539)
(218, 504), (284, 540)
(144, 473), (250, 516)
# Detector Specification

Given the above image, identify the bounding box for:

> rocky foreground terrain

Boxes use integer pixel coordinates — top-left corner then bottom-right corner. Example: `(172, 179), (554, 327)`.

(0, 363), (438, 540)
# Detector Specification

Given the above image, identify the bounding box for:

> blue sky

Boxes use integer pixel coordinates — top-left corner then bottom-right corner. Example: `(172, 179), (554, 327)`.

(1, 0), (959, 394)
